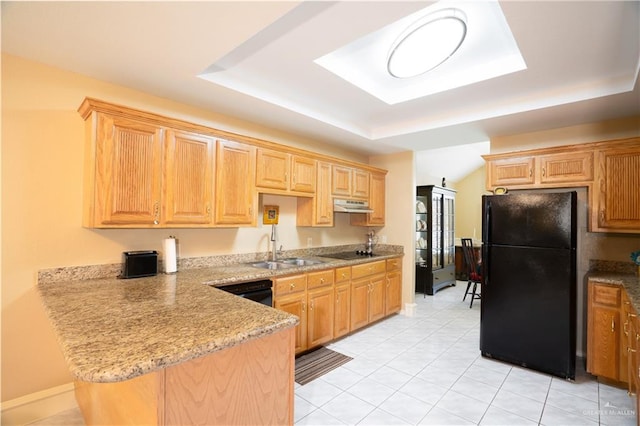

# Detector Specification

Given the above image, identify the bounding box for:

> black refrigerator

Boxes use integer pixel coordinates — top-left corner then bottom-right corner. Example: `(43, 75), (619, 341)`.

(481, 191), (577, 379)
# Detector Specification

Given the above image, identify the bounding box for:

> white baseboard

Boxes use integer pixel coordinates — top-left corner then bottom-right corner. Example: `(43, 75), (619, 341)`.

(402, 302), (417, 317)
(1, 383), (77, 425)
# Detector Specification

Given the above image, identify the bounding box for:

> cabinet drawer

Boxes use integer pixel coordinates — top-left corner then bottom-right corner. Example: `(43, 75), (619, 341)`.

(433, 267), (455, 285)
(308, 270), (334, 289)
(386, 257), (401, 271)
(593, 284), (621, 307)
(351, 260), (386, 279)
(335, 266), (351, 283)
(274, 274), (307, 296)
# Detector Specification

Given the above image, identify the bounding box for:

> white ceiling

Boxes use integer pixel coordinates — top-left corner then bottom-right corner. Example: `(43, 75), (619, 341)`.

(2, 1), (639, 175)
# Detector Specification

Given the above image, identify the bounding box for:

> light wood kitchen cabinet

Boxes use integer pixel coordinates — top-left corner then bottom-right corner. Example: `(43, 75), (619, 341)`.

(215, 140), (256, 226)
(351, 171), (386, 227)
(297, 161), (333, 227)
(274, 274), (308, 354)
(587, 281), (625, 383)
(164, 130), (215, 226)
(84, 114), (164, 227)
(385, 258), (402, 315)
(351, 260), (387, 331)
(256, 148), (316, 194)
(334, 266), (351, 338)
(484, 150), (593, 190)
(331, 165), (369, 200)
(307, 285), (334, 348)
(592, 143), (640, 233)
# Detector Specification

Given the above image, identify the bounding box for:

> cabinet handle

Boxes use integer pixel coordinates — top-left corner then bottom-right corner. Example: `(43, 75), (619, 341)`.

(625, 321), (629, 336)
(630, 313), (638, 318)
(206, 204), (211, 215)
(612, 318), (615, 332)
(629, 347), (637, 354)
(542, 168), (546, 177)
(302, 302), (306, 313)
(386, 278), (390, 288)
(529, 168), (533, 177)
(636, 333), (640, 341)
(310, 300), (314, 310)
(320, 278), (325, 284)
(290, 283), (295, 290)
(341, 273), (346, 279)
(153, 201), (160, 225)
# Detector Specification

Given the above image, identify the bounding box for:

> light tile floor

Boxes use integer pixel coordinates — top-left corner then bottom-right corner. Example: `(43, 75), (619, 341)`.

(31, 281), (636, 426)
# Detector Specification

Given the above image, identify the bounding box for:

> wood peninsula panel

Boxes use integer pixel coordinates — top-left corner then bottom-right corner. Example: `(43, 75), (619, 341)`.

(74, 327), (295, 426)
(164, 328), (294, 426)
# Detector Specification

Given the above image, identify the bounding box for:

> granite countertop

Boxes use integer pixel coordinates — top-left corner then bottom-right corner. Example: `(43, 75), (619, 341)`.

(38, 250), (403, 383)
(587, 269), (640, 312)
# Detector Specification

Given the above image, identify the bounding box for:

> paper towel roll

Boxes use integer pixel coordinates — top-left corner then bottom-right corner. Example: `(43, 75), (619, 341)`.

(163, 237), (177, 274)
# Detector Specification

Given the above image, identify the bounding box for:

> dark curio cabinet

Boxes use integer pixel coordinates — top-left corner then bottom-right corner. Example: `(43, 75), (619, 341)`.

(415, 185), (456, 296)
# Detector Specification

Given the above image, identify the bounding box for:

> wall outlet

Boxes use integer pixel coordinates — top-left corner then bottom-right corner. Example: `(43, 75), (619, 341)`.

(307, 237), (313, 247)
(380, 235), (387, 244)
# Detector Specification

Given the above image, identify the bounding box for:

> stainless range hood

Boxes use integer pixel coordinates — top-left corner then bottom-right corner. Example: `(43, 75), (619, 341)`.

(333, 199), (374, 213)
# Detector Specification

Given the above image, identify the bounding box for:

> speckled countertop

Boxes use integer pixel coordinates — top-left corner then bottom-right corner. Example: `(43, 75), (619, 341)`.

(587, 260), (640, 312)
(38, 247), (403, 384)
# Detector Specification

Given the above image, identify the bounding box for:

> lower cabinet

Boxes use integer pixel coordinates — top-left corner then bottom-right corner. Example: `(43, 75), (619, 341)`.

(587, 279), (640, 404)
(274, 256), (403, 353)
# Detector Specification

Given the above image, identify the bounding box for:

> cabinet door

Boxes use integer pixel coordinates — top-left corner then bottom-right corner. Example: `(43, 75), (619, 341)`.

(385, 270), (402, 315)
(350, 278), (370, 332)
(369, 275), (386, 323)
(256, 148), (289, 191)
(352, 169), (370, 199)
(296, 161), (333, 227)
(487, 156), (535, 188)
(291, 156), (316, 193)
(538, 151), (593, 184)
(275, 293), (307, 353)
(593, 147), (640, 232)
(588, 305), (620, 380)
(307, 286), (334, 348)
(215, 140), (256, 225)
(351, 172), (385, 227)
(92, 114), (163, 226)
(332, 165), (352, 196)
(334, 283), (351, 338)
(164, 130), (215, 225)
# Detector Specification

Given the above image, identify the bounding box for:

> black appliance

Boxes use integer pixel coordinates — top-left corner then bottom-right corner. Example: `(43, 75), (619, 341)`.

(120, 251), (158, 278)
(481, 191), (577, 379)
(217, 280), (273, 307)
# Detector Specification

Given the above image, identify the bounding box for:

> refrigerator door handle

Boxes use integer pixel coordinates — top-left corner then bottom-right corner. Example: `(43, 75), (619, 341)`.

(483, 202), (490, 286)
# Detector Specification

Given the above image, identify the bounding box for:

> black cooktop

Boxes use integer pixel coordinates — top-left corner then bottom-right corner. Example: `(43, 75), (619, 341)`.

(323, 251), (380, 260)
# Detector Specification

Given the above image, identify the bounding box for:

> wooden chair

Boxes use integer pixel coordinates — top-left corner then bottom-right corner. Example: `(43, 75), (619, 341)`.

(461, 238), (482, 308)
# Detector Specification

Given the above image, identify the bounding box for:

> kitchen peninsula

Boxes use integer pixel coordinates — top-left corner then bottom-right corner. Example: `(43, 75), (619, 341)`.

(38, 246), (403, 425)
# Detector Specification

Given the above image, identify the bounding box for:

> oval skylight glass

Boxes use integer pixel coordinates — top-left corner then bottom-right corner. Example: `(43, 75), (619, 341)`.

(388, 8), (467, 79)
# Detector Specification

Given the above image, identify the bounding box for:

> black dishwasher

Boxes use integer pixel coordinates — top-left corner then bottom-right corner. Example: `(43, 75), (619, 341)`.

(218, 280), (273, 307)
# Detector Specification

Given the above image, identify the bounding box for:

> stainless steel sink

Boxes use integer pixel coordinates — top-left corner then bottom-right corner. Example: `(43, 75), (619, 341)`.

(250, 261), (296, 270)
(279, 258), (326, 266)
(250, 258), (327, 269)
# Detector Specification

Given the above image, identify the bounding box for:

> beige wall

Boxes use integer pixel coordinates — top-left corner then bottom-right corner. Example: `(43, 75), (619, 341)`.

(0, 54), (382, 401)
(454, 165), (486, 242)
(369, 151), (415, 307)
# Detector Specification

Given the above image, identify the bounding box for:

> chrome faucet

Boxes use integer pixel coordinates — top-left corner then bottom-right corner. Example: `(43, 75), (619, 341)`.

(270, 224), (278, 261)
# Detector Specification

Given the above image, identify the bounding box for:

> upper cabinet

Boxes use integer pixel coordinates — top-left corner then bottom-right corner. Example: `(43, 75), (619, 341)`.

(331, 165), (370, 200)
(164, 130), (215, 226)
(256, 148), (316, 195)
(297, 161), (333, 227)
(84, 113), (164, 227)
(592, 143), (640, 233)
(79, 98), (387, 229)
(483, 137), (640, 233)
(351, 171), (386, 227)
(485, 150), (593, 189)
(215, 140), (256, 226)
